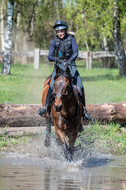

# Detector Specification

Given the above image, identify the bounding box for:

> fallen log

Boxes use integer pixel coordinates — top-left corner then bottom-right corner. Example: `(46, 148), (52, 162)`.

(0, 102), (126, 127)
(0, 103), (44, 127)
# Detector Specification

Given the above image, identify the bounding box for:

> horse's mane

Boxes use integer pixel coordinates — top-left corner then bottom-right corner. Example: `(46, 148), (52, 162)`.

(54, 72), (72, 82)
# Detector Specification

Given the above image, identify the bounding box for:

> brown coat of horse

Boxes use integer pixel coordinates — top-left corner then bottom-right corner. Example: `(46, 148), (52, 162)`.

(42, 71), (83, 162)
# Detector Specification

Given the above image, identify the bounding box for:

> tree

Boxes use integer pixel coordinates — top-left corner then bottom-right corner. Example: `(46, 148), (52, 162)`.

(0, 0), (5, 51)
(113, 0), (126, 77)
(1, 0), (14, 75)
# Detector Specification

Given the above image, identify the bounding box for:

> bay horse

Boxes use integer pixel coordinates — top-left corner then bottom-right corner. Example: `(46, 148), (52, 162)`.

(41, 64), (83, 162)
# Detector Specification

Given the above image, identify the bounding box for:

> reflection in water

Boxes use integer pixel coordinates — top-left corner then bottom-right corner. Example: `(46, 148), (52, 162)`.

(0, 153), (126, 190)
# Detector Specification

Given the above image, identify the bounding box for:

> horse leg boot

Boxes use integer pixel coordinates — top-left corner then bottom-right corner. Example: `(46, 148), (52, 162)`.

(38, 87), (53, 116)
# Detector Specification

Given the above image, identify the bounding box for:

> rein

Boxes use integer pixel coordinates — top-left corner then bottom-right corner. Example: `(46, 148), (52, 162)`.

(54, 69), (81, 125)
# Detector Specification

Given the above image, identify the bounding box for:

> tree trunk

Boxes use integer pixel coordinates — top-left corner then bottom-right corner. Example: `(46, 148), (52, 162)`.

(113, 0), (126, 77)
(1, 0), (14, 75)
(0, 0), (5, 51)
(0, 102), (126, 127)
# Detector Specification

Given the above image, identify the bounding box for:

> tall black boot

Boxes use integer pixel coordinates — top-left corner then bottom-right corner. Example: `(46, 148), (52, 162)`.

(83, 106), (92, 121)
(81, 88), (92, 121)
(38, 87), (53, 116)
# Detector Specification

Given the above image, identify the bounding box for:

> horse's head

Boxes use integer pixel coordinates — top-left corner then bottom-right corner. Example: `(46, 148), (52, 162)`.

(54, 73), (72, 112)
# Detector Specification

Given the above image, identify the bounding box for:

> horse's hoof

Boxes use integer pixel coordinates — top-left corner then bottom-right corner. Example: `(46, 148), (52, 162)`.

(44, 138), (51, 147)
(78, 124), (84, 132)
(65, 150), (73, 162)
(68, 159), (73, 162)
(74, 144), (81, 151)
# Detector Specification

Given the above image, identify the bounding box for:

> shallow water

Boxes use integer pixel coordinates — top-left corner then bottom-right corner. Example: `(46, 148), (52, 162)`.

(0, 152), (126, 190)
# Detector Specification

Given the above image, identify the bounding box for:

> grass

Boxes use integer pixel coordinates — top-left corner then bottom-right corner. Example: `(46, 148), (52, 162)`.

(76, 122), (126, 155)
(0, 60), (126, 104)
(0, 127), (36, 151)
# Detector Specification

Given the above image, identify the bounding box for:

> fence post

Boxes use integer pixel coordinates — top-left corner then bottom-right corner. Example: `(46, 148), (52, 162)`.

(34, 48), (40, 69)
(86, 51), (92, 69)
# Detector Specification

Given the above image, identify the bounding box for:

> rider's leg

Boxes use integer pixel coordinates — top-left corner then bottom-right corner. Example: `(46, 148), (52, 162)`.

(81, 87), (92, 120)
(38, 86), (53, 116)
(72, 69), (92, 121)
(38, 69), (56, 116)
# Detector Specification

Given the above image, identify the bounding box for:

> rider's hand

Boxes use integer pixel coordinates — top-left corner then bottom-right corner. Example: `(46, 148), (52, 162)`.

(66, 60), (71, 67)
(54, 57), (59, 62)
(54, 58), (64, 64)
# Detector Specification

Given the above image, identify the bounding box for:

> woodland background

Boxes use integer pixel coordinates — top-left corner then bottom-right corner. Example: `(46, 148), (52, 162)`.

(0, 0), (126, 76)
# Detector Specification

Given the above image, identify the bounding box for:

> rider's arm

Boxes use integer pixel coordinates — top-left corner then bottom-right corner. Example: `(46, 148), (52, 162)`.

(48, 40), (56, 62)
(69, 38), (78, 62)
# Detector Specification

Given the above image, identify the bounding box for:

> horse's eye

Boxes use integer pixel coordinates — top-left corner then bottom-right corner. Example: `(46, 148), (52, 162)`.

(62, 91), (68, 96)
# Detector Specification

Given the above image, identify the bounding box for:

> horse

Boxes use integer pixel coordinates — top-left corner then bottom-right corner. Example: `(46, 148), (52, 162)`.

(41, 64), (83, 162)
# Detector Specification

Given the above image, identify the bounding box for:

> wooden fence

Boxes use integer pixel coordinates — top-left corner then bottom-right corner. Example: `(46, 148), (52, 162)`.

(0, 49), (117, 70)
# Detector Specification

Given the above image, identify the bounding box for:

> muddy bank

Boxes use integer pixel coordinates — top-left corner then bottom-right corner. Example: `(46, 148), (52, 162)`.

(0, 126), (47, 136)
(0, 124), (126, 155)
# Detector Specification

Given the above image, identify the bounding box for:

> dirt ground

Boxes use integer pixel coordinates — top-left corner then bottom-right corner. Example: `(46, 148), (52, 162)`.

(0, 126), (67, 160)
(0, 126), (48, 136)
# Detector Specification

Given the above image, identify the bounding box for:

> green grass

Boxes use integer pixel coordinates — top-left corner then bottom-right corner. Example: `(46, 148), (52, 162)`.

(0, 60), (126, 104)
(0, 62), (53, 104)
(76, 122), (126, 154)
(0, 127), (36, 151)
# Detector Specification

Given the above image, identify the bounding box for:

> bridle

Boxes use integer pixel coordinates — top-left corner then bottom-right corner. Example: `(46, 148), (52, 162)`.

(54, 74), (73, 100)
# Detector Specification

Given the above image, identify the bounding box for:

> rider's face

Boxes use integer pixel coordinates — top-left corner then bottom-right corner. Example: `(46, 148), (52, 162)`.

(56, 29), (65, 39)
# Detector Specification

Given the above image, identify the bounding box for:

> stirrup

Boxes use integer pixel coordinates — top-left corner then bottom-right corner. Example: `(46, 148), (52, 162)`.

(38, 106), (48, 116)
(83, 107), (92, 121)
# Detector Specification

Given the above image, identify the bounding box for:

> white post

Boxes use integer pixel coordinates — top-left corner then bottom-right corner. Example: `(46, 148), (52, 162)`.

(86, 51), (92, 69)
(34, 48), (39, 69)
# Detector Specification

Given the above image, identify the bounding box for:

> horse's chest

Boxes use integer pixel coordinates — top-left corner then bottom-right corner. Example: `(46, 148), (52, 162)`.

(59, 116), (79, 131)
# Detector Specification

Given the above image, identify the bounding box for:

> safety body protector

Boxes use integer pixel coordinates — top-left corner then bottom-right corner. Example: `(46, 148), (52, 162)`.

(54, 34), (73, 60)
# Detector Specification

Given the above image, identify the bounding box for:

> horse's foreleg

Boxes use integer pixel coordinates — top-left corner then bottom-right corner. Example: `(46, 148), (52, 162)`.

(68, 130), (78, 157)
(55, 126), (72, 162)
(44, 116), (51, 147)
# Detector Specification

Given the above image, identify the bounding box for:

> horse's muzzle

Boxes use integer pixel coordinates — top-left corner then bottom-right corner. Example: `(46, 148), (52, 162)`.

(54, 104), (62, 112)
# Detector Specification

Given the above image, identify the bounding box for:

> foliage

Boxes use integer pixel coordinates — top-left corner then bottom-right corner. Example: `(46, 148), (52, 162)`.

(0, 0), (126, 50)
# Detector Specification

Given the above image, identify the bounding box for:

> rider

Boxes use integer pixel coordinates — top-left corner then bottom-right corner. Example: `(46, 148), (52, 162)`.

(38, 20), (91, 120)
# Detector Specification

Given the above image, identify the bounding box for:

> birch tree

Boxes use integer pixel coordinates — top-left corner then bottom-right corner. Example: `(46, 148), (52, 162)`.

(1, 0), (14, 75)
(0, 0), (5, 51)
(113, 0), (126, 77)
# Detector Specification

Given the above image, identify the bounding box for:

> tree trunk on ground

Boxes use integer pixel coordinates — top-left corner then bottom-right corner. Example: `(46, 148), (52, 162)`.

(1, 0), (14, 75)
(0, 102), (126, 127)
(113, 0), (126, 77)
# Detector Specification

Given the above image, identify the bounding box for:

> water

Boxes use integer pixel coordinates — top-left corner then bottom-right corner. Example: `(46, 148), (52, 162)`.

(0, 152), (126, 190)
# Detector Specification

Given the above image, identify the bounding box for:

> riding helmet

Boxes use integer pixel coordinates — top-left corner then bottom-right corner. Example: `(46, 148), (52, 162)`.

(53, 20), (68, 31)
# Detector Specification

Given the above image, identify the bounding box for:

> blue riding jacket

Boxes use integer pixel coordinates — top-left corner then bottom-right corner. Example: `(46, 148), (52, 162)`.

(48, 34), (84, 97)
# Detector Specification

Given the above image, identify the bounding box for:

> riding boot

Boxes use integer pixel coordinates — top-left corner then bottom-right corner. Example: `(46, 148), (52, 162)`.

(81, 88), (92, 121)
(83, 106), (92, 121)
(38, 87), (53, 116)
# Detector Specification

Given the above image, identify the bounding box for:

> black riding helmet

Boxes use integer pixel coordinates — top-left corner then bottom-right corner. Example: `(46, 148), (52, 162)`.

(53, 20), (68, 31)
